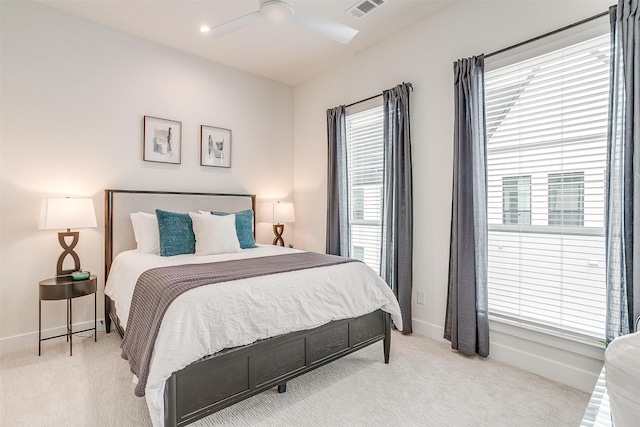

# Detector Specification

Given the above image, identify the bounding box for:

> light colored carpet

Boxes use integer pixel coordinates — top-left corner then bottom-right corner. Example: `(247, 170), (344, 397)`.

(0, 331), (589, 426)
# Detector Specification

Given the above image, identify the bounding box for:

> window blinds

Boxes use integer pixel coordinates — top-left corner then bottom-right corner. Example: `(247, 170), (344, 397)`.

(345, 100), (384, 274)
(485, 34), (610, 339)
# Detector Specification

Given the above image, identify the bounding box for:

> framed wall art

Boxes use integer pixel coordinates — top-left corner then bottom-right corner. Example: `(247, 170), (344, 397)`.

(143, 115), (182, 164)
(201, 125), (231, 168)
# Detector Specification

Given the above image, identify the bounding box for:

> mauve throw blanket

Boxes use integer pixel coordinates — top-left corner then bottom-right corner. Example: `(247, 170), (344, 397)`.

(121, 252), (357, 397)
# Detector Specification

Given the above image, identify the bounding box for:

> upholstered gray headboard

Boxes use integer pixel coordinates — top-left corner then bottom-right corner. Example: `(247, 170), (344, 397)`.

(104, 189), (255, 277)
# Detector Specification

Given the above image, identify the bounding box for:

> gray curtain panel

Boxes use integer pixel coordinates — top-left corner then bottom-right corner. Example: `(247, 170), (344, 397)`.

(381, 83), (414, 334)
(326, 106), (350, 256)
(445, 56), (490, 357)
(606, 0), (639, 341)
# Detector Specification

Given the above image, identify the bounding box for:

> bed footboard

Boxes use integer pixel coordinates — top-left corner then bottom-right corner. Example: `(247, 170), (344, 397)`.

(165, 309), (391, 427)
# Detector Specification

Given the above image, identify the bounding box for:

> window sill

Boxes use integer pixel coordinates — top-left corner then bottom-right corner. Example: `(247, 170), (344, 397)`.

(489, 315), (605, 361)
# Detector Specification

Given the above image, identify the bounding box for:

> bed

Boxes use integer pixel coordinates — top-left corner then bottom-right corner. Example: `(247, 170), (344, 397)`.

(103, 189), (402, 427)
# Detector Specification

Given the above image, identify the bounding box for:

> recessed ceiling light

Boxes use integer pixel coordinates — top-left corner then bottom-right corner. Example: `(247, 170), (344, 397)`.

(200, 25), (211, 33)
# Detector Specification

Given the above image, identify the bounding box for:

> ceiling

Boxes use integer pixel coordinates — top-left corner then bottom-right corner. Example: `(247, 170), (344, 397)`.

(39, 0), (456, 85)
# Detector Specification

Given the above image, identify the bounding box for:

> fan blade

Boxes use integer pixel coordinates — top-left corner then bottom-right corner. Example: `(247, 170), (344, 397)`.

(292, 10), (358, 44)
(209, 11), (260, 38)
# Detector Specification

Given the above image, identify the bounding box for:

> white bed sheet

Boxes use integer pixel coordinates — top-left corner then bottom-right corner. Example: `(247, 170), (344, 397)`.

(105, 245), (402, 427)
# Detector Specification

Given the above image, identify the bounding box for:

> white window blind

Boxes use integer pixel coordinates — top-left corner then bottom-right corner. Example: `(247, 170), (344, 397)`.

(346, 99), (383, 274)
(485, 33), (610, 339)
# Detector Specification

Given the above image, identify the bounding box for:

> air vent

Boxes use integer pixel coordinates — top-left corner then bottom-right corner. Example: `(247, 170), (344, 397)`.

(346, 0), (387, 19)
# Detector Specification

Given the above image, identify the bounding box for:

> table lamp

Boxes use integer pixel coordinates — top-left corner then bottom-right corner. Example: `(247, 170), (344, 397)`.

(39, 197), (97, 277)
(262, 201), (295, 246)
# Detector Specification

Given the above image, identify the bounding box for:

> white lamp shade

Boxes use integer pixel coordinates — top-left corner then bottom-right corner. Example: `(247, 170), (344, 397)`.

(260, 201), (295, 224)
(39, 198), (97, 230)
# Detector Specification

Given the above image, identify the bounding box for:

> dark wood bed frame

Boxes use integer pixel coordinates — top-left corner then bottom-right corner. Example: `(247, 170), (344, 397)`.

(104, 189), (392, 427)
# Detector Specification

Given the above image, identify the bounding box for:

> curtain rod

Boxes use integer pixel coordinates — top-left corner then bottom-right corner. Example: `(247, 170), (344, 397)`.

(485, 9), (609, 59)
(345, 93), (382, 108)
(345, 82), (413, 108)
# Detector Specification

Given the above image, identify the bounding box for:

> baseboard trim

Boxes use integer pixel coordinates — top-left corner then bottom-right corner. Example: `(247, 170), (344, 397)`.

(0, 319), (106, 355)
(489, 340), (599, 392)
(411, 318), (447, 342)
(411, 316), (601, 393)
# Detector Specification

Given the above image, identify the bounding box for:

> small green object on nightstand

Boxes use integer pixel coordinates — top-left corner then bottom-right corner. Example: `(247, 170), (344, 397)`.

(71, 270), (90, 281)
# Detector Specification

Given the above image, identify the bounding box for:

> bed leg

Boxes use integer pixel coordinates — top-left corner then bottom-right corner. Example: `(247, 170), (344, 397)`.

(165, 375), (178, 427)
(383, 312), (391, 364)
(277, 383), (287, 393)
(104, 296), (112, 334)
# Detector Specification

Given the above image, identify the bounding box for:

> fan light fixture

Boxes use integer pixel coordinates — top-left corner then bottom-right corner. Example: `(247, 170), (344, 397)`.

(260, 0), (292, 23)
(202, 0), (358, 44)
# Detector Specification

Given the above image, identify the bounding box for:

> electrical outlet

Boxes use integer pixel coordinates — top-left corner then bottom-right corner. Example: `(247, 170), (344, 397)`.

(417, 290), (425, 305)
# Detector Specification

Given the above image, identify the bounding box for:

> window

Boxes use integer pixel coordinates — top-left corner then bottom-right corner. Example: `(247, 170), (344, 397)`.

(548, 172), (584, 226)
(352, 246), (365, 262)
(502, 176), (531, 225)
(345, 98), (384, 273)
(485, 33), (609, 339)
(352, 188), (364, 221)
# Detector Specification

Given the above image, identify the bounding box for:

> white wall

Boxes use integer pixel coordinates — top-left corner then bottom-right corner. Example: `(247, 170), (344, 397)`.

(292, 0), (611, 392)
(0, 1), (294, 351)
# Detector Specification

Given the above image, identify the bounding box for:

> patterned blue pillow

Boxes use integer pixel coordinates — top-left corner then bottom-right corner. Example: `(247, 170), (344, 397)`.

(211, 209), (256, 249)
(155, 209), (196, 256)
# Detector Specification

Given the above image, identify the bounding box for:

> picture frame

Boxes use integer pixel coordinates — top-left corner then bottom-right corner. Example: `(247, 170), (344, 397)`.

(200, 125), (231, 168)
(143, 115), (182, 164)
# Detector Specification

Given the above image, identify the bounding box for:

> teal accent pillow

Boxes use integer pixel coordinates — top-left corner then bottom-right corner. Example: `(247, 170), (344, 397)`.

(212, 209), (256, 249)
(155, 209), (196, 256)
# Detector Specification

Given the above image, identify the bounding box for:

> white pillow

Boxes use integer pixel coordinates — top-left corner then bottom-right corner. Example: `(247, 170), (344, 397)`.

(130, 212), (160, 254)
(188, 212), (241, 255)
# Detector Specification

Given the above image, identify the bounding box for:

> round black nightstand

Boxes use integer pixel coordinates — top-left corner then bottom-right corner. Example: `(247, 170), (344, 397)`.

(38, 275), (97, 356)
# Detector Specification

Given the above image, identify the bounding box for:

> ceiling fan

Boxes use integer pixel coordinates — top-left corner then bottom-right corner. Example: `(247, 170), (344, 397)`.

(202, 0), (359, 44)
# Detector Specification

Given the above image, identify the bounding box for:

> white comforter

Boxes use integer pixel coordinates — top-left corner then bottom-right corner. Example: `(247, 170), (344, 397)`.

(105, 245), (402, 427)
